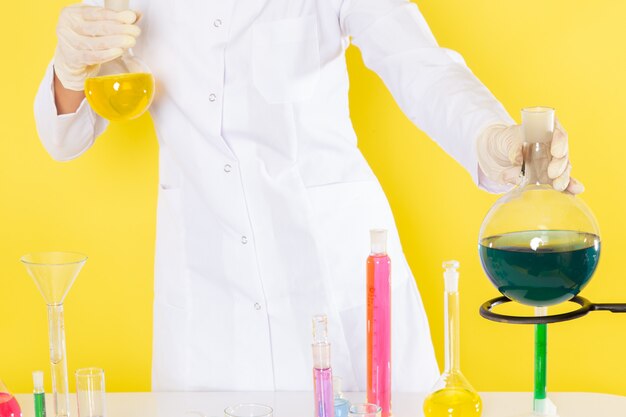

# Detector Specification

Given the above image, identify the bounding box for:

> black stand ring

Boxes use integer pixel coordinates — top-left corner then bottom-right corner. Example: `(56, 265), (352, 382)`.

(480, 296), (626, 325)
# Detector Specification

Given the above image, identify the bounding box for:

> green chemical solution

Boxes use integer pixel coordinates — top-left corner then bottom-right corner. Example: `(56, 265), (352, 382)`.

(479, 230), (600, 306)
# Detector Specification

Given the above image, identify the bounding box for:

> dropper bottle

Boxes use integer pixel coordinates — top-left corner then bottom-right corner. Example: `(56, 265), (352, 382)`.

(312, 315), (335, 417)
(423, 261), (482, 417)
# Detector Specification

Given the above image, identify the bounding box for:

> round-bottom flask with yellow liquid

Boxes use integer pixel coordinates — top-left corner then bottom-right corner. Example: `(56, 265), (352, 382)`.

(84, 0), (155, 122)
(85, 72), (154, 122)
(423, 262), (482, 417)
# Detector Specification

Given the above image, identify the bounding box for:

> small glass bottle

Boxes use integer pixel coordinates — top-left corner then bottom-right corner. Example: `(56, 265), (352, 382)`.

(0, 379), (22, 417)
(84, 0), (155, 121)
(333, 377), (350, 417)
(423, 261), (481, 417)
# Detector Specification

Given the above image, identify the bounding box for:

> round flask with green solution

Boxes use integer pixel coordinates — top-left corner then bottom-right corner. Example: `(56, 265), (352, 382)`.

(478, 107), (601, 307)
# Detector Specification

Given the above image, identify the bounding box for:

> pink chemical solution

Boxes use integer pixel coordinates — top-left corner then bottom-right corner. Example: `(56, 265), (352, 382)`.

(0, 393), (21, 417)
(313, 367), (334, 417)
(367, 251), (391, 417)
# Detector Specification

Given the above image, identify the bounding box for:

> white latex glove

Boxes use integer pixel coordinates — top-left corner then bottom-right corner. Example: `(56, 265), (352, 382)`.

(53, 4), (140, 91)
(476, 120), (584, 194)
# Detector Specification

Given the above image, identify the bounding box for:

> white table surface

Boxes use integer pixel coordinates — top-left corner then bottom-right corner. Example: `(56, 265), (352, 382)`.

(14, 391), (626, 417)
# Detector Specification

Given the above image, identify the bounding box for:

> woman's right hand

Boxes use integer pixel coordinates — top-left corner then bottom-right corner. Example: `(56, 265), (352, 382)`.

(53, 4), (141, 91)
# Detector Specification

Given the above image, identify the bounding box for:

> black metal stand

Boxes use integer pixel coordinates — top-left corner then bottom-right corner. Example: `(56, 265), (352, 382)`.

(480, 296), (626, 324)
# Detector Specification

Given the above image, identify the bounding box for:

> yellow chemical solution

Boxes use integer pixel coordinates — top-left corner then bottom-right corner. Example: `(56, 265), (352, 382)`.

(424, 263), (483, 417)
(85, 73), (155, 122)
(423, 388), (482, 417)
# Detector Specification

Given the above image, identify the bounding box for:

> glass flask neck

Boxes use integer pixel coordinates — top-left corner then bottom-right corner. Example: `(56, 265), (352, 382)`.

(444, 289), (460, 373)
(98, 49), (142, 77)
(522, 142), (552, 186)
(105, 0), (129, 11)
(113, 48), (135, 65)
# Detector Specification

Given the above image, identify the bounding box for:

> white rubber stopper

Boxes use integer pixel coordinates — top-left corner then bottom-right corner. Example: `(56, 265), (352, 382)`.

(370, 229), (387, 254)
(33, 370), (44, 391)
(522, 107), (555, 144)
(443, 260), (460, 293)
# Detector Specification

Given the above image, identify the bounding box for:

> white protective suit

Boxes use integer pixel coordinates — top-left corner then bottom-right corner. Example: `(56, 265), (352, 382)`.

(34, 0), (513, 392)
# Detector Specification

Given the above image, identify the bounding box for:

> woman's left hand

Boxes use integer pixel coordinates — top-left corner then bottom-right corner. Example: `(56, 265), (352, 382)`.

(476, 120), (584, 194)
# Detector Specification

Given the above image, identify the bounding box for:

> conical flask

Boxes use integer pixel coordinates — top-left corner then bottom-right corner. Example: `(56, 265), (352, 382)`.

(22, 252), (87, 417)
(0, 379), (21, 417)
(84, 0), (154, 121)
(423, 261), (482, 417)
(479, 107), (601, 307)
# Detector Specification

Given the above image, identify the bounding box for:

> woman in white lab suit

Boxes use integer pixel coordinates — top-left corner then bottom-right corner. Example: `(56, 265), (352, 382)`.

(35, 0), (578, 391)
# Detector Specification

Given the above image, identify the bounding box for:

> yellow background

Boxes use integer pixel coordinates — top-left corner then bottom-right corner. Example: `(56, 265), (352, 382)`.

(1, 0), (625, 396)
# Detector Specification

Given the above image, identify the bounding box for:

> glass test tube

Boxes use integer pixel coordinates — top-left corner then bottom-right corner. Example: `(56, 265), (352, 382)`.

(366, 230), (391, 417)
(312, 315), (334, 417)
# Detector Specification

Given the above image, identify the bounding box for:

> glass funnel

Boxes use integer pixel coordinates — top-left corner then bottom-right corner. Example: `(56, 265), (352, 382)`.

(84, 0), (154, 122)
(0, 379), (21, 417)
(423, 261), (482, 417)
(22, 252), (87, 417)
(479, 107), (601, 307)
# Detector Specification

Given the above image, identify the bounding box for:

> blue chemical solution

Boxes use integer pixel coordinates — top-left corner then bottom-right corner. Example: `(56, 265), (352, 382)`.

(334, 398), (350, 417)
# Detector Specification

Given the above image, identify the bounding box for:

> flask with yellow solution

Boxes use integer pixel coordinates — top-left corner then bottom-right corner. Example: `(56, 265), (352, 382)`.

(423, 261), (482, 417)
(84, 0), (155, 122)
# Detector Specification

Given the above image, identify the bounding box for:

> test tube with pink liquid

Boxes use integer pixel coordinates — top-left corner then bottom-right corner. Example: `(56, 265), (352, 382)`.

(312, 315), (335, 417)
(366, 229), (391, 417)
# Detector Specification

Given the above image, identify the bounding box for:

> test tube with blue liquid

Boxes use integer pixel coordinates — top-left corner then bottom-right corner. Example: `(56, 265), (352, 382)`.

(333, 377), (350, 417)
